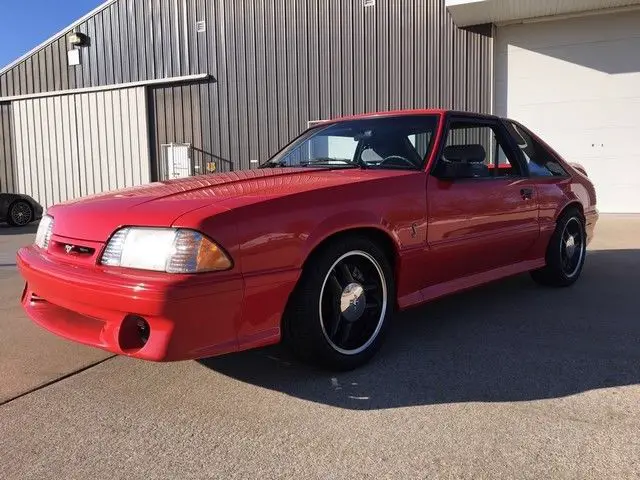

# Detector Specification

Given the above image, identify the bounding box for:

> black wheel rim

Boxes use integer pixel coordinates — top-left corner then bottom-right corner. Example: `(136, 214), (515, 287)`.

(10, 201), (32, 226)
(560, 217), (584, 278)
(319, 251), (387, 355)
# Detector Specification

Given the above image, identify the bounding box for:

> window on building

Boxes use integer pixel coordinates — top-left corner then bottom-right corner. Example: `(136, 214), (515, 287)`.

(504, 121), (568, 177)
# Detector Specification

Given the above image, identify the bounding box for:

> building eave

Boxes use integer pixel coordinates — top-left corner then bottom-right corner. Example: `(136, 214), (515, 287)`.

(446, 0), (640, 27)
(0, 74), (211, 103)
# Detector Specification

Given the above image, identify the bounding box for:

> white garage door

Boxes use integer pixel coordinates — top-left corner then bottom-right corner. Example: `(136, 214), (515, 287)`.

(495, 10), (640, 213)
(12, 87), (151, 209)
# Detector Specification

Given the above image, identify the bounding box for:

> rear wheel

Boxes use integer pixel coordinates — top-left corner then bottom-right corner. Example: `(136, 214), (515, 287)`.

(7, 200), (33, 227)
(531, 208), (586, 287)
(283, 235), (395, 370)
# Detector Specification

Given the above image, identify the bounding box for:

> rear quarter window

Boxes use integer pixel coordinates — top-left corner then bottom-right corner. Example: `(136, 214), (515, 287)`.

(505, 122), (568, 177)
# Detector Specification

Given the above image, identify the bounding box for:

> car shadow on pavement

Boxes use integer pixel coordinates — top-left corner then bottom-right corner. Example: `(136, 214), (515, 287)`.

(199, 249), (640, 410)
(0, 223), (38, 235)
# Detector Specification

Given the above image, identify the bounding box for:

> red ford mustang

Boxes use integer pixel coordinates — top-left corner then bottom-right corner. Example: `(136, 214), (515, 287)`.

(17, 109), (598, 370)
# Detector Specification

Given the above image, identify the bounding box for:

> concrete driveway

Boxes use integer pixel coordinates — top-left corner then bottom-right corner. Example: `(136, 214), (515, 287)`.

(0, 224), (111, 404)
(1, 216), (639, 479)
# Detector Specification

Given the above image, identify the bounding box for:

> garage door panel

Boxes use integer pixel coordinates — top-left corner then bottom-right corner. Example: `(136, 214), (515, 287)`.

(496, 10), (640, 212)
(500, 49), (597, 80)
(503, 78), (640, 106)
(516, 122), (640, 164)
(45, 97), (61, 206)
(496, 12), (640, 52)
(53, 96), (67, 203)
(510, 101), (640, 131)
(12, 102), (25, 195)
(31, 99), (46, 205)
(578, 157), (640, 214)
(11, 87), (151, 209)
(578, 156), (639, 178)
(506, 37), (640, 77)
(505, 79), (607, 106)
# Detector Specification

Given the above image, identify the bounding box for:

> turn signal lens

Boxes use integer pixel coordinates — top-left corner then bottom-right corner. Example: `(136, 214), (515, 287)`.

(166, 230), (232, 273)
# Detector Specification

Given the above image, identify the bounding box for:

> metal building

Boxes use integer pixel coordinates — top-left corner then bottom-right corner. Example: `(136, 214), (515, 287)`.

(0, 0), (492, 209)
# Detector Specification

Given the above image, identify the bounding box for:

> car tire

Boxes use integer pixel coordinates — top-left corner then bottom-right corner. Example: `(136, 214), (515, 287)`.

(530, 208), (587, 287)
(7, 200), (34, 227)
(282, 235), (396, 371)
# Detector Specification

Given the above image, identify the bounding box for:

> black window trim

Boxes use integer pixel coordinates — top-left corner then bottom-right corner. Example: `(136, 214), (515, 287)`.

(429, 113), (529, 181)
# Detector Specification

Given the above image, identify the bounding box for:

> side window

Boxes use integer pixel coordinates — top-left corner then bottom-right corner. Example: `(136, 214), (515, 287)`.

(505, 122), (568, 177)
(441, 122), (522, 178)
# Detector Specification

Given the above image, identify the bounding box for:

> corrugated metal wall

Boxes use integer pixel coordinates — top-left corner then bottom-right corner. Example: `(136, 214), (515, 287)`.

(0, 0), (212, 97)
(11, 88), (150, 208)
(0, 0), (492, 176)
(148, 0), (493, 175)
(187, 0), (493, 173)
(0, 103), (15, 193)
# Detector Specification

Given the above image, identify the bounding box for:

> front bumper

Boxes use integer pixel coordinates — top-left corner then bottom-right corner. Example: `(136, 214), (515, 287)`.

(17, 246), (244, 361)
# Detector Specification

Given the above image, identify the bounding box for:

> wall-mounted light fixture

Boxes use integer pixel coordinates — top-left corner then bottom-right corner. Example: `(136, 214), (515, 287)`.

(69, 32), (90, 48)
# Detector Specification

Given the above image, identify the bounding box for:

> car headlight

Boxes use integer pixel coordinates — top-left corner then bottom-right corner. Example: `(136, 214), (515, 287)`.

(34, 215), (54, 250)
(100, 227), (232, 273)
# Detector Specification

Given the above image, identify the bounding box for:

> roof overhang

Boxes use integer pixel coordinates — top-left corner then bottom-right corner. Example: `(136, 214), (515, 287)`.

(446, 0), (640, 27)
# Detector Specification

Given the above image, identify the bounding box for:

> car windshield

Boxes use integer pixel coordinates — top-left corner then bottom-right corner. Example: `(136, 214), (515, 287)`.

(261, 115), (439, 170)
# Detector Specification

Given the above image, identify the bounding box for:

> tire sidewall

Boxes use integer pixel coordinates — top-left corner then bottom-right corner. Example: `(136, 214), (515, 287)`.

(287, 236), (395, 370)
(548, 210), (587, 285)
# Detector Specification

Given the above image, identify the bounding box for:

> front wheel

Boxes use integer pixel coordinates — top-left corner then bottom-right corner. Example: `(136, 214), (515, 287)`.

(282, 236), (395, 371)
(531, 208), (587, 287)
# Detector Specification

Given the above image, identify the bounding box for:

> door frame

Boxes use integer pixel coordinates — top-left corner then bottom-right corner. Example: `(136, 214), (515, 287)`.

(423, 112), (541, 284)
(428, 111), (531, 180)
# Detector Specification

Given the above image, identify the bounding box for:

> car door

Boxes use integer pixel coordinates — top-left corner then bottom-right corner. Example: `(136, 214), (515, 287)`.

(424, 115), (540, 287)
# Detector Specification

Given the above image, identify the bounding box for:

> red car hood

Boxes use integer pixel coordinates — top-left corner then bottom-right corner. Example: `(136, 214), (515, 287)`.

(47, 168), (392, 241)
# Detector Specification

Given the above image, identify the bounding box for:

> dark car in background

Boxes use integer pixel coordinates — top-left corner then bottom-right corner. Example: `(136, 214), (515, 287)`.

(0, 193), (43, 227)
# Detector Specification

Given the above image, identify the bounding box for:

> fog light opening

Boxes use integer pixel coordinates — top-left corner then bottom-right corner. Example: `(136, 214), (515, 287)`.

(119, 315), (151, 352)
(136, 317), (150, 344)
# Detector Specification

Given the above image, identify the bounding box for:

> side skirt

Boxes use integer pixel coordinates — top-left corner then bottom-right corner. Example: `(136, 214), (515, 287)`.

(398, 258), (546, 310)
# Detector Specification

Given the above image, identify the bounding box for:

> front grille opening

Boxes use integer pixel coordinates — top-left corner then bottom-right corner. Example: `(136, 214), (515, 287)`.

(62, 244), (96, 256)
(49, 240), (97, 258)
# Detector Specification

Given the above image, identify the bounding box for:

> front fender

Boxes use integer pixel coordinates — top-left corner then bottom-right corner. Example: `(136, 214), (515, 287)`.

(300, 209), (400, 265)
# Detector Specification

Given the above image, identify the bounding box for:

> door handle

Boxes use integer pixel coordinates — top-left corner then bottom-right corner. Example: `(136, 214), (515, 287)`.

(520, 188), (534, 200)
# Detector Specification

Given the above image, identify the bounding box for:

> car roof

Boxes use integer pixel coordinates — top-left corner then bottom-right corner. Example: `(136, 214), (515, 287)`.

(317, 108), (503, 125)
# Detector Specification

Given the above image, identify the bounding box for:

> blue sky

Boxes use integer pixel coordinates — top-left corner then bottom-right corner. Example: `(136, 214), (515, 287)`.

(0, 0), (103, 68)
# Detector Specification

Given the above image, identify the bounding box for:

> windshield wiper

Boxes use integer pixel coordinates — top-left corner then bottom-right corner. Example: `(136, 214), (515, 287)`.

(260, 160), (286, 168)
(300, 158), (367, 169)
(262, 158), (366, 169)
